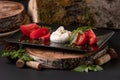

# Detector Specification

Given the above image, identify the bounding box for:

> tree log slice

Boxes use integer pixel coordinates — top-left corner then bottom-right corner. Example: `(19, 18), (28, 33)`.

(26, 47), (107, 69)
(0, 1), (25, 33)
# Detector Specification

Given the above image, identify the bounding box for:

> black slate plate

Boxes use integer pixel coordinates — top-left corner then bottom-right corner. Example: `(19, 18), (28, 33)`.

(5, 24), (114, 52)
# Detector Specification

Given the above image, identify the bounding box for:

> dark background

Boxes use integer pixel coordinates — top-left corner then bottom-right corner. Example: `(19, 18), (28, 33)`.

(0, 0), (120, 80)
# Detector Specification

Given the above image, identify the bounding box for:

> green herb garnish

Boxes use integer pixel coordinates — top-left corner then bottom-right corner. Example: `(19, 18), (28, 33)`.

(73, 65), (103, 72)
(21, 54), (33, 61)
(0, 49), (33, 62)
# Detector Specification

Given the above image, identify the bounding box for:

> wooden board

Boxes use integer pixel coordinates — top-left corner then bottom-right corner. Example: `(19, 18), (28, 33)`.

(0, 1), (25, 32)
(26, 46), (108, 69)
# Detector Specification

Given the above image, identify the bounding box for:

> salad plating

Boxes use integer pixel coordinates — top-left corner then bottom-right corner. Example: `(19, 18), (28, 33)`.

(20, 23), (97, 48)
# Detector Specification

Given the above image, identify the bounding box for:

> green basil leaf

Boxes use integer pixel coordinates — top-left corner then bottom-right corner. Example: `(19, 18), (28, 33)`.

(73, 65), (103, 72)
(73, 65), (88, 72)
(88, 65), (103, 71)
(94, 65), (103, 71)
(70, 31), (78, 45)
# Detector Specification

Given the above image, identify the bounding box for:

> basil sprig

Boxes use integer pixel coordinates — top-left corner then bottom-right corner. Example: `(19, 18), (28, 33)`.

(73, 65), (103, 72)
(0, 49), (33, 62)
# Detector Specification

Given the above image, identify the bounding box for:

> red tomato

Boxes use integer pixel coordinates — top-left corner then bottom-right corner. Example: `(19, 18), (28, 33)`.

(87, 29), (97, 45)
(39, 27), (49, 36)
(30, 27), (49, 39)
(75, 32), (87, 46)
(20, 23), (40, 36)
(40, 32), (50, 40)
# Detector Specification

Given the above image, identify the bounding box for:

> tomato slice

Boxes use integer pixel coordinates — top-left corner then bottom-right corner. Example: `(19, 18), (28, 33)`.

(39, 27), (49, 36)
(20, 23), (40, 36)
(40, 32), (50, 40)
(30, 27), (49, 39)
(87, 29), (97, 45)
(75, 32), (87, 46)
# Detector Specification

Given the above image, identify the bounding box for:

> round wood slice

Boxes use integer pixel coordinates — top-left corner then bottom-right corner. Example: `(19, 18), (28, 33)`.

(0, 1), (24, 33)
(26, 46), (108, 69)
(26, 48), (97, 69)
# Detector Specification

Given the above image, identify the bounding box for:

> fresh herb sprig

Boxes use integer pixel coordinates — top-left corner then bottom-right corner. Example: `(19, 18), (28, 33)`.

(70, 26), (91, 45)
(0, 49), (33, 62)
(21, 54), (33, 61)
(73, 65), (103, 72)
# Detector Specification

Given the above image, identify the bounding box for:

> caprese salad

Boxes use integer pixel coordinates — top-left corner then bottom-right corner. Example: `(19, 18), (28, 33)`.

(70, 26), (97, 46)
(20, 23), (97, 47)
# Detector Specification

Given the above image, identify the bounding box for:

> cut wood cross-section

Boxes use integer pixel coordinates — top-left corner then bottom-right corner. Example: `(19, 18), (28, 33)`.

(26, 46), (108, 69)
(0, 1), (25, 33)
